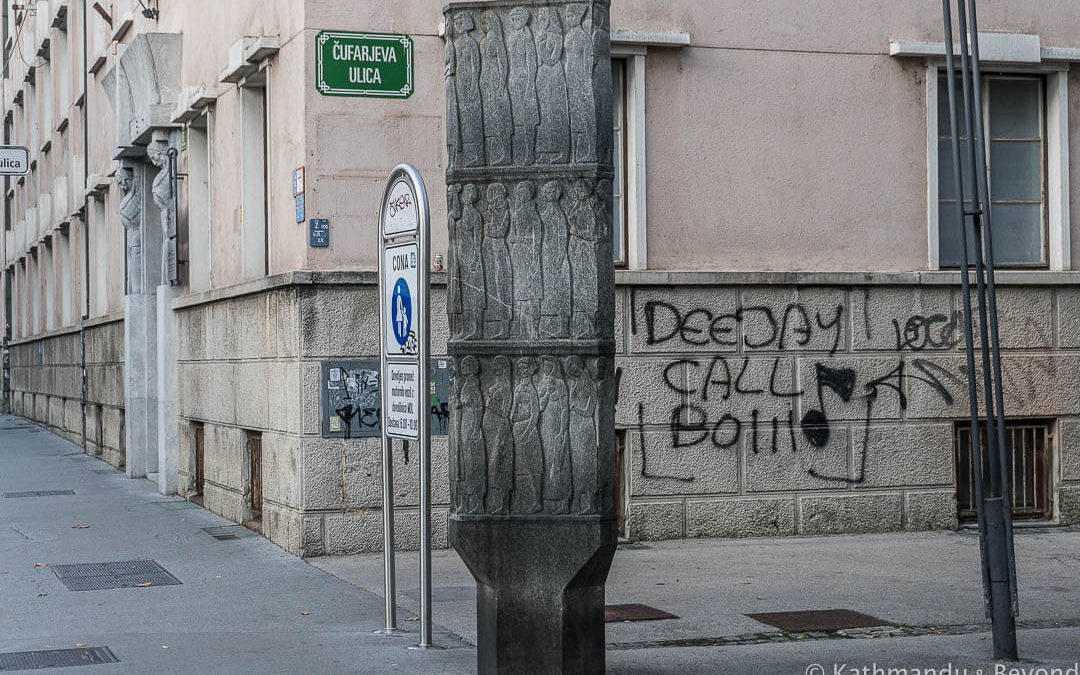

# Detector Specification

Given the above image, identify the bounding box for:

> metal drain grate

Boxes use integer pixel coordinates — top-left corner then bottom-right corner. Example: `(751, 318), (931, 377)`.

(201, 525), (249, 541)
(605, 604), (679, 622)
(4, 490), (76, 498)
(51, 560), (182, 591)
(0, 646), (119, 670)
(746, 609), (889, 632)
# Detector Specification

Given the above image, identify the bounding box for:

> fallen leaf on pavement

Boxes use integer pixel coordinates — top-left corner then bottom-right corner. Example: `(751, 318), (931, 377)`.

(134, 582), (152, 587)
(655, 582), (665, 586)
(72, 525), (90, 529)
(34, 563), (48, 567)
(405, 616), (419, 621)
(756, 596), (765, 600)
(38, 593), (47, 597)
(301, 611), (311, 616)
(161, 646), (168, 649)
(75, 644), (86, 648)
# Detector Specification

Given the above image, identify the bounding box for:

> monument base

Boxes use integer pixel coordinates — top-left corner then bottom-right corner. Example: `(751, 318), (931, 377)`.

(451, 516), (617, 675)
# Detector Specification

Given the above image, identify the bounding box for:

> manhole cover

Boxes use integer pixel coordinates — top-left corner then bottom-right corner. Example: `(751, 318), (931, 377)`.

(4, 490), (76, 499)
(605, 604), (679, 622)
(51, 560), (182, 591)
(746, 609), (889, 632)
(201, 526), (252, 541)
(0, 646), (118, 670)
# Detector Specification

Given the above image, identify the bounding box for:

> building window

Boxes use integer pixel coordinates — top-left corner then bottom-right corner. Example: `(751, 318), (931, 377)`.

(938, 74), (1046, 267)
(610, 50), (647, 270)
(955, 421), (1052, 522)
(928, 67), (1070, 270)
(612, 58), (628, 266)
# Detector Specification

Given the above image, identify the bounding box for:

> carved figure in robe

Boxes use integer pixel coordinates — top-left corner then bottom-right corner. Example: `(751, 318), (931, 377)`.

(447, 185), (464, 335)
(482, 183), (513, 339)
(537, 356), (571, 513)
(459, 184), (486, 339)
(483, 355), (513, 514)
(456, 355), (486, 514)
(445, 21), (461, 168)
(566, 355), (598, 515)
(479, 11), (512, 166)
(564, 3), (596, 163)
(508, 181), (542, 339)
(511, 357), (543, 514)
(589, 357), (615, 514)
(117, 167), (143, 295)
(507, 7), (539, 165)
(452, 12), (485, 168)
(538, 181), (571, 338)
(568, 178), (598, 338)
(148, 140), (175, 286)
(592, 7), (614, 163)
(534, 7), (570, 164)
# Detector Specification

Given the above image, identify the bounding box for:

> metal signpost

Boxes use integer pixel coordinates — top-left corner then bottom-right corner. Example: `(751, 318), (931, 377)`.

(0, 146), (30, 175)
(940, 0), (1019, 661)
(377, 164), (437, 649)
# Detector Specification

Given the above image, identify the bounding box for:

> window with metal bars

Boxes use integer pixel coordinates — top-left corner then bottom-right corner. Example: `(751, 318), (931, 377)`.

(955, 421), (1052, 522)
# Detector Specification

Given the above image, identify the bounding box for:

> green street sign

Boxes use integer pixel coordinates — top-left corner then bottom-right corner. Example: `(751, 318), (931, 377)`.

(316, 31), (414, 98)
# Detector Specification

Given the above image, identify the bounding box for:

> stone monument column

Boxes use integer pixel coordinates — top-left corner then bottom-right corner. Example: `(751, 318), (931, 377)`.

(445, 2), (616, 673)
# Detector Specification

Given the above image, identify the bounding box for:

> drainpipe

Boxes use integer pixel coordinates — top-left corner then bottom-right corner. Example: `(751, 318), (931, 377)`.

(80, 0), (90, 447)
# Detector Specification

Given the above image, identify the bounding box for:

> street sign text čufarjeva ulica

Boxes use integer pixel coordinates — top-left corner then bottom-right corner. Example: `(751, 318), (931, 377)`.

(316, 31), (413, 98)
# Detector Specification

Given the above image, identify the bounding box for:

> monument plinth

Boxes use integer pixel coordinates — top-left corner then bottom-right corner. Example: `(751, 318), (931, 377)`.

(445, 1), (615, 672)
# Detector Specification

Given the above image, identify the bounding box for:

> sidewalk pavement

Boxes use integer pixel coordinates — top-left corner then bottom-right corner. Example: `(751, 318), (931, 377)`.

(2, 414), (1079, 675)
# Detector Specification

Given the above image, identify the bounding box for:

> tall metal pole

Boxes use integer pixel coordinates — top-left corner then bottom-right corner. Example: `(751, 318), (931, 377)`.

(940, 0), (1018, 659)
(376, 228), (400, 636)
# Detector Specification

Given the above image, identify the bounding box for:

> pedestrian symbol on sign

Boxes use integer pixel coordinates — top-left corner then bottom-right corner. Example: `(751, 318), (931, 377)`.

(392, 278), (413, 347)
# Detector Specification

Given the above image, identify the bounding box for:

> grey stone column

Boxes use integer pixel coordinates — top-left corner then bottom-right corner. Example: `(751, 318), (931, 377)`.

(445, 2), (616, 673)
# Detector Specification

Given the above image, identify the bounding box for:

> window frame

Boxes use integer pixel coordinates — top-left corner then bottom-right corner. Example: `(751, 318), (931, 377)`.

(610, 46), (647, 270)
(926, 62), (1070, 271)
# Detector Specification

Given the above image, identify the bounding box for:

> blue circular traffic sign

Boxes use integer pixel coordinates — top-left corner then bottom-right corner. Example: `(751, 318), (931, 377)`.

(392, 278), (412, 346)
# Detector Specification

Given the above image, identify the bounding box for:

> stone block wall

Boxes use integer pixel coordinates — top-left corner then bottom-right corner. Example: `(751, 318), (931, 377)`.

(7, 319), (125, 465)
(618, 280), (1080, 541)
(172, 274), (1080, 556)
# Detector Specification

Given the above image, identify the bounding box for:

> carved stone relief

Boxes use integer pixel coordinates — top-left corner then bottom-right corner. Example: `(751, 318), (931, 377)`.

(449, 353), (615, 517)
(445, 1), (613, 172)
(446, 177), (610, 344)
(117, 166), (143, 295)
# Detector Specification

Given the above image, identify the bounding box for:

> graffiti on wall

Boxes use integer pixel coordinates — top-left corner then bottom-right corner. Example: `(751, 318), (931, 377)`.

(621, 290), (968, 485)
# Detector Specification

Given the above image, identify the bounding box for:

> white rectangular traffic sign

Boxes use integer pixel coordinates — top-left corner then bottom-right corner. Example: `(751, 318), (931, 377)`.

(0, 146), (29, 175)
(382, 241), (419, 357)
(384, 362), (420, 440)
(381, 174), (419, 238)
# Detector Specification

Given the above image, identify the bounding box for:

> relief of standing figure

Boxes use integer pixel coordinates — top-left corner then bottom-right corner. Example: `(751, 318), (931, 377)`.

(117, 166), (143, 295)
(534, 7), (570, 164)
(453, 12), (485, 168)
(568, 178), (598, 339)
(456, 356), (487, 514)
(563, 3), (596, 163)
(589, 358), (615, 514)
(592, 6), (614, 163)
(511, 357), (543, 514)
(447, 185), (464, 335)
(566, 356), (598, 515)
(147, 139), (175, 286)
(538, 181), (571, 338)
(445, 21), (461, 168)
(508, 181), (542, 339)
(482, 183), (513, 339)
(460, 184), (486, 339)
(479, 11), (512, 166)
(537, 356), (571, 514)
(483, 355), (514, 514)
(507, 7), (539, 165)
